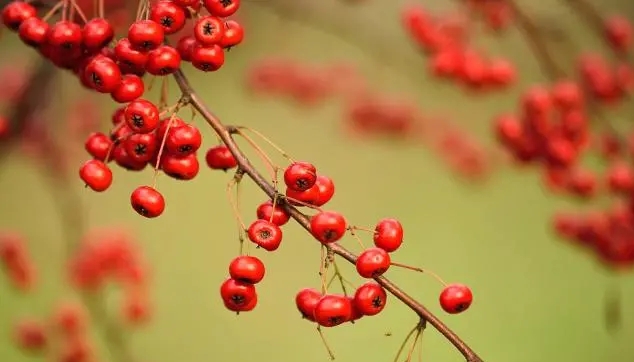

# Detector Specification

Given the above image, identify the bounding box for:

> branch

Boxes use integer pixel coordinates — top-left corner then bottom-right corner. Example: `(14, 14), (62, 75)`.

(172, 69), (483, 362)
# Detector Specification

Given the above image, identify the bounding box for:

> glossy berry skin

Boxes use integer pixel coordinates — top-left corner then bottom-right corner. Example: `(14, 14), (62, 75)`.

(220, 20), (245, 49)
(146, 45), (181, 75)
(79, 160), (112, 192)
(194, 16), (225, 46)
(286, 186), (320, 206)
(353, 282), (387, 316)
(165, 124), (202, 156)
(128, 20), (165, 51)
(310, 211), (347, 244)
(130, 186), (165, 218)
(355, 247), (391, 278)
(191, 44), (225, 72)
(123, 133), (158, 163)
(84, 132), (113, 161)
(205, 145), (238, 170)
(18, 17), (49, 47)
(256, 200), (290, 226)
(220, 278), (257, 312)
(295, 288), (322, 322)
(247, 220), (283, 251)
(2, 1), (37, 30)
(203, 0), (241, 17)
(47, 20), (83, 50)
(124, 99), (160, 133)
(284, 161), (317, 191)
(161, 153), (200, 180)
(439, 284), (473, 314)
(114, 38), (149, 70)
(176, 35), (197, 61)
(82, 18), (114, 51)
(228, 256), (265, 284)
(313, 295), (352, 327)
(84, 56), (122, 93)
(312, 175), (335, 207)
(373, 218), (404, 252)
(150, 0), (187, 34)
(111, 74), (144, 103)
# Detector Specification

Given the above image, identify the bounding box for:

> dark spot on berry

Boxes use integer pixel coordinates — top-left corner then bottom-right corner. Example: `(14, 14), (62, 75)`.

(231, 294), (245, 305)
(372, 296), (384, 309)
(131, 114), (144, 128)
(454, 303), (467, 312)
(323, 229), (336, 241)
(134, 205), (148, 216)
(160, 16), (174, 28)
(61, 42), (73, 50)
(134, 144), (147, 155)
(203, 22), (215, 35)
(328, 316), (344, 326)
(91, 72), (102, 86)
(177, 145), (193, 153)
(258, 229), (271, 239)
(141, 41), (153, 49)
(160, 67), (173, 75)
(220, 0), (232, 7)
(295, 178), (309, 190)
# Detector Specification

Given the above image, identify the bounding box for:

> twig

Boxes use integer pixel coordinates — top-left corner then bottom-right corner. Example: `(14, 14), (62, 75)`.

(172, 69), (483, 362)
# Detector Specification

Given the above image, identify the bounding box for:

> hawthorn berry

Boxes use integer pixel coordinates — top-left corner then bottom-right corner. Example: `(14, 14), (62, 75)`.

(146, 45), (182, 75)
(205, 145), (238, 170)
(220, 278), (257, 312)
(84, 56), (122, 93)
(79, 160), (113, 192)
(150, 0), (187, 34)
(111, 74), (145, 103)
(373, 218), (404, 252)
(284, 161), (317, 191)
(355, 247), (391, 278)
(353, 282), (387, 316)
(194, 16), (225, 46)
(124, 99), (160, 133)
(295, 288), (322, 322)
(114, 146), (149, 171)
(191, 44), (225, 72)
(47, 20), (83, 50)
(228, 255), (265, 284)
(161, 153), (200, 180)
(130, 186), (165, 218)
(165, 124), (202, 156)
(313, 294), (352, 327)
(114, 38), (149, 71)
(256, 200), (290, 226)
(2, 1), (36, 30)
(84, 132), (113, 161)
(176, 35), (197, 61)
(220, 20), (245, 49)
(439, 283), (473, 314)
(82, 18), (114, 51)
(12, 318), (47, 352)
(18, 17), (49, 47)
(203, 0), (241, 17)
(123, 133), (158, 164)
(310, 211), (347, 244)
(127, 20), (165, 51)
(312, 175), (335, 207)
(247, 219), (283, 251)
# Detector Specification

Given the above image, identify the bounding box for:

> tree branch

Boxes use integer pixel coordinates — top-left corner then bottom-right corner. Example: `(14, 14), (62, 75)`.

(172, 69), (483, 362)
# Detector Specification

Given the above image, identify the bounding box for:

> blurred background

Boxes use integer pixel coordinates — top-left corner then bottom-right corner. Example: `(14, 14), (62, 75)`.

(1, 0), (634, 362)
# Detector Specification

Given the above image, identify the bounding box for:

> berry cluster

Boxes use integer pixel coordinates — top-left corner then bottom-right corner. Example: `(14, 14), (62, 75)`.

(402, 4), (516, 91)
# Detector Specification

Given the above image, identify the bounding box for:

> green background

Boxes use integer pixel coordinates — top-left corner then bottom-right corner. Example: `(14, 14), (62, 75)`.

(1, 0), (634, 361)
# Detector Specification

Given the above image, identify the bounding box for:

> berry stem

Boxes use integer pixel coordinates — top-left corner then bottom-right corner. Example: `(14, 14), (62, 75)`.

(98, 0), (104, 18)
(226, 170), (247, 232)
(70, 0), (88, 23)
(233, 128), (278, 181)
(390, 262), (448, 287)
(316, 326), (336, 360)
(393, 321), (422, 362)
(347, 227), (366, 250)
(172, 69), (483, 362)
(406, 324), (424, 362)
(234, 126), (295, 163)
(61, 0), (69, 20)
(319, 245), (329, 294)
(152, 113), (178, 187)
(281, 195), (323, 211)
(349, 225), (376, 234)
(42, 1), (66, 22)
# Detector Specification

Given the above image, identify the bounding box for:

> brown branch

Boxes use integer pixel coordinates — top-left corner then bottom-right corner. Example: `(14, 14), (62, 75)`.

(172, 69), (483, 362)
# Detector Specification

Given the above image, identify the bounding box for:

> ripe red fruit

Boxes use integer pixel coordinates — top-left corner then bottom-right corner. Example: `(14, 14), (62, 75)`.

(191, 44), (225, 72)
(84, 56), (122, 93)
(228, 255), (265, 284)
(312, 175), (335, 207)
(607, 163), (634, 194)
(12, 318), (47, 351)
(194, 16), (225, 46)
(150, 0), (187, 34)
(353, 282), (387, 316)
(439, 283), (473, 314)
(84, 132), (113, 161)
(157, 116), (185, 139)
(51, 301), (87, 336)
(313, 294), (353, 327)
(165, 124), (202, 156)
(285, 185), (320, 206)
(127, 20), (165, 51)
(247, 220), (283, 251)
(111, 74), (145, 103)
(82, 18), (114, 51)
(203, 0), (241, 17)
(47, 20), (83, 50)
(176, 35), (197, 61)
(113, 146), (147, 171)
(373, 218), (404, 252)
(79, 160), (113, 192)
(295, 288), (322, 322)
(130, 186), (165, 218)
(205, 145), (238, 170)
(220, 278), (257, 312)
(123, 133), (158, 163)
(161, 153), (200, 180)
(355, 247), (391, 278)
(284, 161), (317, 191)
(256, 200), (290, 226)
(114, 38), (149, 70)
(220, 20), (245, 49)
(146, 45), (181, 75)
(18, 17), (49, 47)
(310, 211), (347, 244)
(124, 99), (160, 133)
(2, 1), (37, 30)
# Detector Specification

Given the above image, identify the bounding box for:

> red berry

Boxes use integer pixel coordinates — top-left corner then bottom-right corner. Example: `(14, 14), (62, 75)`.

(373, 218), (404, 252)
(228, 255), (265, 284)
(256, 200), (290, 226)
(114, 38), (149, 70)
(247, 219), (283, 251)
(150, 0), (187, 34)
(193, 16), (225, 46)
(191, 44), (225, 72)
(84, 132), (113, 161)
(111, 74), (145, 103)
(146, 45), (181, 75)
(355, 247), (391, 278)
(203, 0), (241, 17)
(205, 145), (237, 170)
(157, 116), (185, 140)
(220, 278), (257, 312)
(130, 186), (165, 218)
(310, 211), (347, 244)
(312, 175), (335, 206)
(295, 288), (322, 322)
(124, 99), (160, 133)
(79, 160), (113, 192)
(353, 282), (387, 316)
(82, 18), (114, 51)
(285, 186), (320, 206)
(165, 124), (202, 156)
(12, 318), (47, 351)
(160, 153), (200, 180)
(113, 146), (147, 171)
(127, 20), (165, 51)
(18, 17), (49, 47)
(284, 161), (317, 191)
(313, 294), (352, 327)
(47, 20), (83, 50)
(176, 35), (197, 61)
(220, 20), (244, 49)
(607, 163), (634, 194)
(123, 132), (158, 163)
(84, 56), (122, 93)
(2, 1), (36, 30)
(439, 283), (473, 314)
